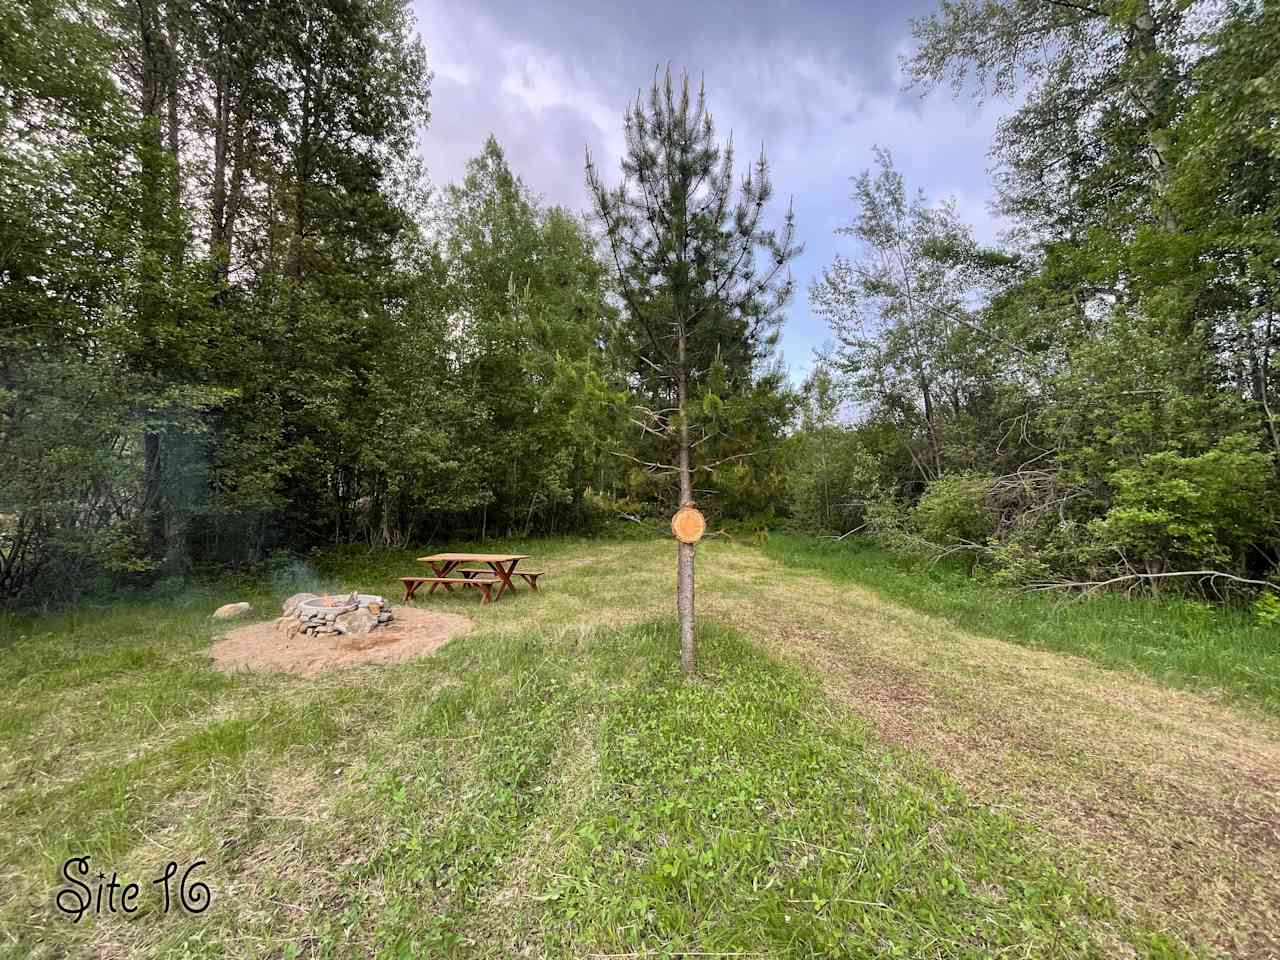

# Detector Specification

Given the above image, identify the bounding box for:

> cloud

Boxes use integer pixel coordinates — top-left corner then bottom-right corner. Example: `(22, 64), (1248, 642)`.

(412, 0), (1014, 379)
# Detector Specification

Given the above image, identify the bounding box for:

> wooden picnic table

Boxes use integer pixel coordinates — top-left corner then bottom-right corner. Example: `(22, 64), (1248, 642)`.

(411, 553), (532, 603)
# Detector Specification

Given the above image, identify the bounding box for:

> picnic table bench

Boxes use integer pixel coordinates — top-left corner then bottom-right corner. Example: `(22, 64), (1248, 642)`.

(399, 575), (500, 603)
(400, 553), (544, 604)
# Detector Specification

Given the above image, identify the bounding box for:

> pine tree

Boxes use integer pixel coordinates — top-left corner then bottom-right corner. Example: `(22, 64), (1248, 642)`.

(587, 69), (798, 674)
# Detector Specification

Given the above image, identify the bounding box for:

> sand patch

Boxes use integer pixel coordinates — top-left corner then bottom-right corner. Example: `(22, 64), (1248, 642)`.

(208, 607), (472, 674)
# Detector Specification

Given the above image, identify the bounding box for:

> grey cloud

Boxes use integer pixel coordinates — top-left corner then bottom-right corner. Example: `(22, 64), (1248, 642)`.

(412, 0), (1011, 379)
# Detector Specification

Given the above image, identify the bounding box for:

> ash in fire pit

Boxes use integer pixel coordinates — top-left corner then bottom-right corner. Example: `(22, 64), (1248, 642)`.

(275, 591), (394, 638)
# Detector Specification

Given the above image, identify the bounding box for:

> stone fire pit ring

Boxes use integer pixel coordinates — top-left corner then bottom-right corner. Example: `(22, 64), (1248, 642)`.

(295, 593), (388, 617)
(279, 591), (395, 638)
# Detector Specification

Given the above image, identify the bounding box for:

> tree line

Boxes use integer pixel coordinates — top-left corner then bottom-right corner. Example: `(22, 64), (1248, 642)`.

(792, 0), (1280, 601)
(3, 0), (1277, 607)
(0, 2), (796, 603)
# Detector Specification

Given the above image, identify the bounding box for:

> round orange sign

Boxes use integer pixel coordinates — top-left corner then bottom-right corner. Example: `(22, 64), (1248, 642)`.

(671, 505), (706, 544)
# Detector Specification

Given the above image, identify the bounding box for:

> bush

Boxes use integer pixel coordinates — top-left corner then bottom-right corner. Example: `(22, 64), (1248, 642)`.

(1253, 592), (1280, 626)
(1089, 435), (1276, 577)
(912, 473), (998, 546)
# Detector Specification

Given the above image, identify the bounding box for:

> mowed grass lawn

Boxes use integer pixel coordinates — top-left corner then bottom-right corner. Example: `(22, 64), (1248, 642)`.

(1, 537), (1277, 959)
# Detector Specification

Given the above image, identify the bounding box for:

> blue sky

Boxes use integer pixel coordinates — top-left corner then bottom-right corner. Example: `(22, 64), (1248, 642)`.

(412, 0), (1016, 381)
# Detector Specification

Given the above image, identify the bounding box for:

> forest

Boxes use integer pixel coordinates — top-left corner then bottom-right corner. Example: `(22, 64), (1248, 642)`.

(2, 0), (1278, 608)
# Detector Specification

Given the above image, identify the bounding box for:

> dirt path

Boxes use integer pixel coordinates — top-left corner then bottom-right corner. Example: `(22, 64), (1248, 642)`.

(694, 546), (1280, 958)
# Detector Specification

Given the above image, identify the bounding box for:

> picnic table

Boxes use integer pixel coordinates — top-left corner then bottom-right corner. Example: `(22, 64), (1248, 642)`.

(399, 553), (543, 604)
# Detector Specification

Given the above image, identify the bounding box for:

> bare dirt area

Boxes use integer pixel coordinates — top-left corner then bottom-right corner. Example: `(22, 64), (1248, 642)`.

(208, 607), (473, 674)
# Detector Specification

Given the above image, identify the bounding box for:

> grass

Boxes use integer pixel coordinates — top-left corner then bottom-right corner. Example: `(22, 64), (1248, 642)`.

(1, 535), (1275, 957)
(763, 533), (1280, 714)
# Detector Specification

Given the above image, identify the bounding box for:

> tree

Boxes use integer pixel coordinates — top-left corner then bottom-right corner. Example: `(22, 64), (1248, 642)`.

(437, 136), (622, 538)
(811, 149), (1003, 483)
(587, 69), (799, 673)
(788, 1), (1280, 593)
(905, 0), (1189, 238)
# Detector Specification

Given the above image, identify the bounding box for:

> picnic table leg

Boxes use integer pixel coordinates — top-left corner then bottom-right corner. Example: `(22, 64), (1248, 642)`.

(488, 559), (519, 600)
(427, 560), (460, 594)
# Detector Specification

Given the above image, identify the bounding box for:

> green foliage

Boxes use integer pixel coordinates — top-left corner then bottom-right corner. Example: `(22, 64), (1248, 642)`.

(1254, 592), (1280, 627)
(1090, 436), (1275, 575)
(811, 149), (1001, 482)
(913, 473), (998, 546)
(791, 1), (1280, 600)
(0, 2), (636, 603)
(786, 426), (880, 534)
(784, 368), (881, 534)
(587, 68), (799, 518)
(985, 515), (1088, 588)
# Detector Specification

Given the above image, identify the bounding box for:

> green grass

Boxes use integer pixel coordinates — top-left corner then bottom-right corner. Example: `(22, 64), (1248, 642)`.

(0, 546), (1192, 958)
(764, 533), (1280, 714)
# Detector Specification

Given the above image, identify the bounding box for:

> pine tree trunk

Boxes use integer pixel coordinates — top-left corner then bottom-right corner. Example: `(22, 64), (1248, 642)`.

(676, 327), (695, 675)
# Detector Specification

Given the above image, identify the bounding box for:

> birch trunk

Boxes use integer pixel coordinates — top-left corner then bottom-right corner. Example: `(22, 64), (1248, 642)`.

(1129, 0), (1176, 231)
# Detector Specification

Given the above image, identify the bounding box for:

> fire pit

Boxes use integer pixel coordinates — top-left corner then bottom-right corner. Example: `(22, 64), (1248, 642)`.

(277, 591), (395, 638)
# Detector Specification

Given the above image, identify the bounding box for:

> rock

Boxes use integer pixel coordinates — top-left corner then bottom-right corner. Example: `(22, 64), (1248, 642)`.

(212, 602), (252, 620)
(334, 607), (378, 636)
(282, 592), (319, 616)
(272, 616), (294, 632)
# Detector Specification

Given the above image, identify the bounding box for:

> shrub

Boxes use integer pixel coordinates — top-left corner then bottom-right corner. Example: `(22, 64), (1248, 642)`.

(1254, 592), (1280, 627)
(912, 473), (998, 546)
(785, 427), (880, 534)
(1089, 435), (1276, 577)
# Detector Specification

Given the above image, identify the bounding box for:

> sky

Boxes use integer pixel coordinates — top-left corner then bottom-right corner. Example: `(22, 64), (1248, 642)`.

(411, 0), (1015, 382)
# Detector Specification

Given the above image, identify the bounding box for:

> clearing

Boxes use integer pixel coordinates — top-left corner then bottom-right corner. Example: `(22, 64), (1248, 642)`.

(1, 537), (1276, 958)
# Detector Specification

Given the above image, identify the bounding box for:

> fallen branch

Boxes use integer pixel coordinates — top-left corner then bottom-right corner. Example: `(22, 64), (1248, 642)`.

(1026, 570), (1280, 595)
(824, 522), (870, 541)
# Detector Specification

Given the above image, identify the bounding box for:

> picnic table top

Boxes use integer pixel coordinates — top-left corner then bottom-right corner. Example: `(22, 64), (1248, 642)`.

(416, 553), (531, 563)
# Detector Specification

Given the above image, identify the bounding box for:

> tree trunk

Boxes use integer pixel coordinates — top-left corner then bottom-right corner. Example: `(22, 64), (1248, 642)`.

(292, 47), (314, 285)
(137, 0), (170, 561)
(1128, 0), (1176, 231)
(676, 327), (695, 675)
(210, 64), (229, 254)
(919, 372), (941, 477)
(1259, 305), (1280, 462)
